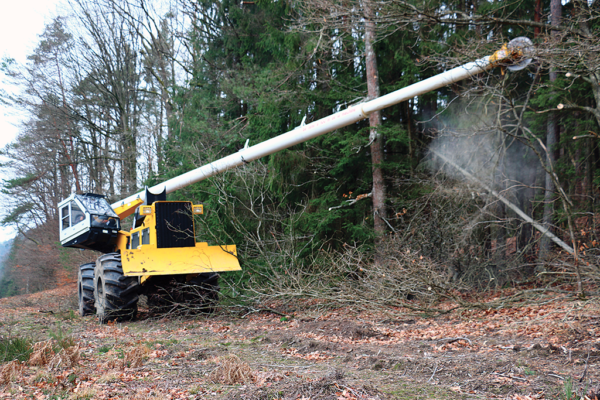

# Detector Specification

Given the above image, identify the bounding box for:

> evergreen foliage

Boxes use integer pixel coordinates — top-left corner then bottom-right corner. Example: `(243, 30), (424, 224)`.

(0, 0), (599, 298)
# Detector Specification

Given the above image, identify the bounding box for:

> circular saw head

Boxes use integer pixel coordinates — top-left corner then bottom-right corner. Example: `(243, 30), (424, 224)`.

(507, 37), (534, 71)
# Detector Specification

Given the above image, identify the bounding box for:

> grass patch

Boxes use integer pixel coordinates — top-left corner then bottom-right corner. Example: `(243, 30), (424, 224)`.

(32, 372), (55, 384)
(57, 310), (77, 321)
(49, 324), (76, 352)
(0, 336), (33, 362)
(145, 338), (180, 347)
(563, 377), (575, 400)
(98, 344), (112, 354)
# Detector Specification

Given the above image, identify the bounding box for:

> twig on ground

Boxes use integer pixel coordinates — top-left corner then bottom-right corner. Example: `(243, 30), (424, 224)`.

(491, 372), (528, 382)
(241, 307), (286, 318)
(579, 352), (590, 382)
(436, 337), (472, 345)
(253, 363), (314, 369)
(427, 363), (439, 383)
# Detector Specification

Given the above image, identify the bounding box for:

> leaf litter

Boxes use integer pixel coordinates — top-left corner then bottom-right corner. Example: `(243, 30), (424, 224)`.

(0, 283), (597, 399)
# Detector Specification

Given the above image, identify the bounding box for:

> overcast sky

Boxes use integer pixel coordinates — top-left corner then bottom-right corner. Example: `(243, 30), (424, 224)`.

(0, 0), (62, 242)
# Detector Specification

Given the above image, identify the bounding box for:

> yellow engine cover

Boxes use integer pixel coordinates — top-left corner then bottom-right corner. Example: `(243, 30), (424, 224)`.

(121, 242), (241, 276)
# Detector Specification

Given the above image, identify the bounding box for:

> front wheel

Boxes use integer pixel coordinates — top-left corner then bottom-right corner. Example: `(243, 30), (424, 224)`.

(94, 253), (140, 323)
(78, 263), (96, 316)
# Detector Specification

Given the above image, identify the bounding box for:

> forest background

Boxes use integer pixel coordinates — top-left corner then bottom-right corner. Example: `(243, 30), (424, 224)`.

(0, 0), (599, 309)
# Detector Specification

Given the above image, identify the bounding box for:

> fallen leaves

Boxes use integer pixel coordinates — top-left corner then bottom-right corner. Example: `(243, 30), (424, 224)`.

(254, 370), (286, 386)
(148, 349), (168, 359)
(509, 394), (548, 400)
(0, 286), (597, 399)
(334, 383), (381, 400)
(281, 347), (334, 361)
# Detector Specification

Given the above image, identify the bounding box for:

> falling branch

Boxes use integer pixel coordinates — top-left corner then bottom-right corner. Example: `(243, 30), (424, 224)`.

(430, 149), (575, 256)
(329, 192), (372, 211)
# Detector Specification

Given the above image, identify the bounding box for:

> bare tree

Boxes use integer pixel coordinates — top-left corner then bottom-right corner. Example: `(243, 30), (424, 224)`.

(2, 18), (83, 227)
(70, 0), (148, 195)
(103, 0), (183, 174)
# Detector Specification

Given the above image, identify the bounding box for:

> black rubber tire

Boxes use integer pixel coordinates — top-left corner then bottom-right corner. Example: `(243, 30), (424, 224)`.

(94, 253), (140, 323)
(78, 263), (96, 316)
(185, 273), (220, 313)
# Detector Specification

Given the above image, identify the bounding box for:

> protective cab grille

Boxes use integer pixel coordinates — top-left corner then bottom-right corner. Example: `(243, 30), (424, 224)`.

(155, 202), (196, 248)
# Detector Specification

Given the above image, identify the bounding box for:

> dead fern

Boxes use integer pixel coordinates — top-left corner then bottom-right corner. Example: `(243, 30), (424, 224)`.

(0, 360), (22, 385)
(105, 345), (149, 370)
(48, 343), (80, 370)
(124, 345), (149, 368)
(209, 354), (255, 384)
(28, 341), (54, 367)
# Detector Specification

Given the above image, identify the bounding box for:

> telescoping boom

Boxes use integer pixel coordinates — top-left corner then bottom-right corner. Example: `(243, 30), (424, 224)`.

(60, 38), (533, 323)
(114, 37), (533, 210)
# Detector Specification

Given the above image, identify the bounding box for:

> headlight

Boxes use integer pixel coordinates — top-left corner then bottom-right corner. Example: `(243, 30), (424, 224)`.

(192, 205), (204, 215)
(140, 206), (153, 215)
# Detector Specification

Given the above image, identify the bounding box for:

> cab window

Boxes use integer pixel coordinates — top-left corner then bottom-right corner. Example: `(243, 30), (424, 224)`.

(142, 228), (150, 245)
(61, 206), (70, 230)
(71, 203), (85, 225)
(131, 232), (140, 249)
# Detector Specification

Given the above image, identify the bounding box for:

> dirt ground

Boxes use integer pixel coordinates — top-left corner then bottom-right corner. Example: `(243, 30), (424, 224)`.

(0, 284), (598, 399)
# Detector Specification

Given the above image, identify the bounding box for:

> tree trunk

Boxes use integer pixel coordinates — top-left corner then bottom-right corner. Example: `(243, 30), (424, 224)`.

(518, 156), (537, 265)
(585, 137), (595, 214)
(540, 0), (562, 260)
(364, 0), (387, 236)
(534, 0), (541, 38)
(494, 198), (506, 276)
(403, 100), (415, 175)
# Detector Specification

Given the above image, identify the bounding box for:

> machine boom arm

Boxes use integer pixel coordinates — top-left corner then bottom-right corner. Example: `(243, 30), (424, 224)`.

(112, 41), (531, 211)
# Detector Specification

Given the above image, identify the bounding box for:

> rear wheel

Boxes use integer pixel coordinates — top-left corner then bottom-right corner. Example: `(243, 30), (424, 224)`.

(94, 253), (140, 323)
(78, 263), (95, 316)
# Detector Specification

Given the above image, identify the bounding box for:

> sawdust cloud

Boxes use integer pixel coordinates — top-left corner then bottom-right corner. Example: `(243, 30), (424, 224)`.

(425, 100), (540, 192)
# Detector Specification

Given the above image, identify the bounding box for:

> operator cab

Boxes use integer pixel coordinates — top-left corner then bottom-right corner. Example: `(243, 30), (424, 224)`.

(58, 193), (121, 253)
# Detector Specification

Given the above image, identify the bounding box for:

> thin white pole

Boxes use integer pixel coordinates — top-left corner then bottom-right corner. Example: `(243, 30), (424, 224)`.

(113, 57), (495, 209)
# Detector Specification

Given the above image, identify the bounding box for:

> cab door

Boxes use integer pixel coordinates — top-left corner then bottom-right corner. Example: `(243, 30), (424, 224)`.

(59, 198), (90, 244)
